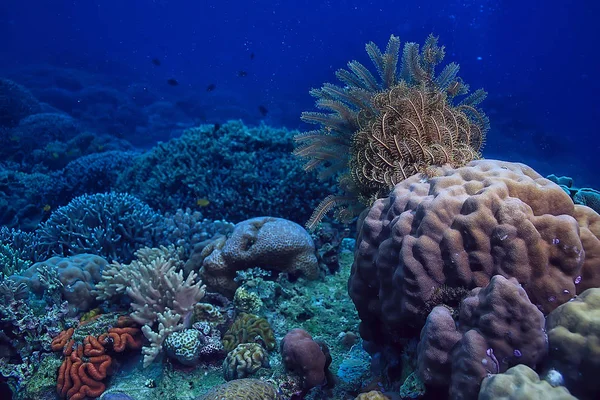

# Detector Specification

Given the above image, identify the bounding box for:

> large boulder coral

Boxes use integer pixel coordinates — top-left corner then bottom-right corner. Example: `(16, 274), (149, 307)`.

(195, 217), (319, 296)
(545, 287), (600, 399)
(417, 275), (547, 399)
(349, 160), (600, 344)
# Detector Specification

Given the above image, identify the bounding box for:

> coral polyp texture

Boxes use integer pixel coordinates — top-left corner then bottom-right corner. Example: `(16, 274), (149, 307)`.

(349, 159), (600, 346)
(294, 34), (489, 229)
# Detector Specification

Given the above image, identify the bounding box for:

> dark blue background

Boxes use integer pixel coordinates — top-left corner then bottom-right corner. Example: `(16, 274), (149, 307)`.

(1, 0), (598, 186)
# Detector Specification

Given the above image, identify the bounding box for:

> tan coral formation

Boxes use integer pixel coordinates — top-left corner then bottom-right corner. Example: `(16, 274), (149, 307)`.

(478, 364), (575, 400)
(545, 287), (600, 398)
(349, 159), (600, 344)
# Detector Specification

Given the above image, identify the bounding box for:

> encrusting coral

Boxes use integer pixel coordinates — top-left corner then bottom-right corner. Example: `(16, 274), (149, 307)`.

(195, 378), (281, 400)
(294, 34), (489, 230)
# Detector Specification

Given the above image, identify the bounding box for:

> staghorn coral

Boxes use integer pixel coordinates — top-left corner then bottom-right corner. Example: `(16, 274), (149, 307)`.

(223, 342), (270, 381)
(294, 34), (488, 230)
(349, 160), (600, 348)
(222, 313), (275, 352)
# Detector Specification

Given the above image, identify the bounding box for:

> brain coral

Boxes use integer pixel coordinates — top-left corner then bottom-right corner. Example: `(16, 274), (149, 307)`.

(349, 159), (600, 343)
(222, 313), (276, 352)
(545, 287), (600, 398)
(223, 342), (269, 381)
(199, 217), (318, 296)
(195, 378), (281, 400)
(478, 364), (575, 400)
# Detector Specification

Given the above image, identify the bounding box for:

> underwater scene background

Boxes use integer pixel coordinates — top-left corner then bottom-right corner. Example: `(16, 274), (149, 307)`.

(0, 0), (599, 399)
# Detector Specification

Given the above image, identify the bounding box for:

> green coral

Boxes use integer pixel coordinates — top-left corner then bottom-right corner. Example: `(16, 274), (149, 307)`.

(222, 313), (276, 352)
(233, 287), (264, 314)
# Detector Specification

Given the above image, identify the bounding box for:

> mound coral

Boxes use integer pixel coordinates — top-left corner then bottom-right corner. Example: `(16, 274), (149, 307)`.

(417, 275), (547, 399)
(195, 378), (281, 400)
(294, 34), (488, 230)
(478, 364), (575, 400)
(349, 160), (600, 346)
(195, 217), (318, 296)
(545, 287), (600, 398)
(280, 328), (332, 391)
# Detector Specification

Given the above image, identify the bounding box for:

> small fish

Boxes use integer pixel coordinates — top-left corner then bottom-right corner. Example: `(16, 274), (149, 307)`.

(237, 70), (248, 77)
(167, 78), (179, 86)
(196, 198), (210, 207)
(258, 105), (268, 116)
(43, 204), (51, 212)
(206, 83), (216, 92)
(250, 52), (255, 60)
(151, 58), (161, 66)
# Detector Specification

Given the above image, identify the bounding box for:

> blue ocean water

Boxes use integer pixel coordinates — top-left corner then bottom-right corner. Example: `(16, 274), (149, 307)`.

(1, 0), (598, 181)
(1, 1), (599, 400)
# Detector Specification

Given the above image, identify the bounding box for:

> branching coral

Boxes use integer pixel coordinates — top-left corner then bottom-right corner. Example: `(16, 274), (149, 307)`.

(93, 248), (206, 367)
(294, 34), (489, 230)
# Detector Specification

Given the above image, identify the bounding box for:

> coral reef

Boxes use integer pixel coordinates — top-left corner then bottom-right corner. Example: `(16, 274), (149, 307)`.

(478, 364), (575, 400)
(350, 159), (600, 347)
(294, 35), (488, 229)
(15, 254), (107, 314)
(196, 217), (319, 296)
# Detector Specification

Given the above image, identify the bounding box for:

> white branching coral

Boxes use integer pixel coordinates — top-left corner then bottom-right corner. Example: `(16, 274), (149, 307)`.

(93, 246), (205, 367)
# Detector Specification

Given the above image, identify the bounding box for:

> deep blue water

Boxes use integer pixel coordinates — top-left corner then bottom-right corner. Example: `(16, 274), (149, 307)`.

(0, 0), (598, 181)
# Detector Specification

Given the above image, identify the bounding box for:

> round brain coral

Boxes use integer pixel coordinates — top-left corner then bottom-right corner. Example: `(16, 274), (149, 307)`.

(195, 378), (281, 400)
(349, 159), (600, 343)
